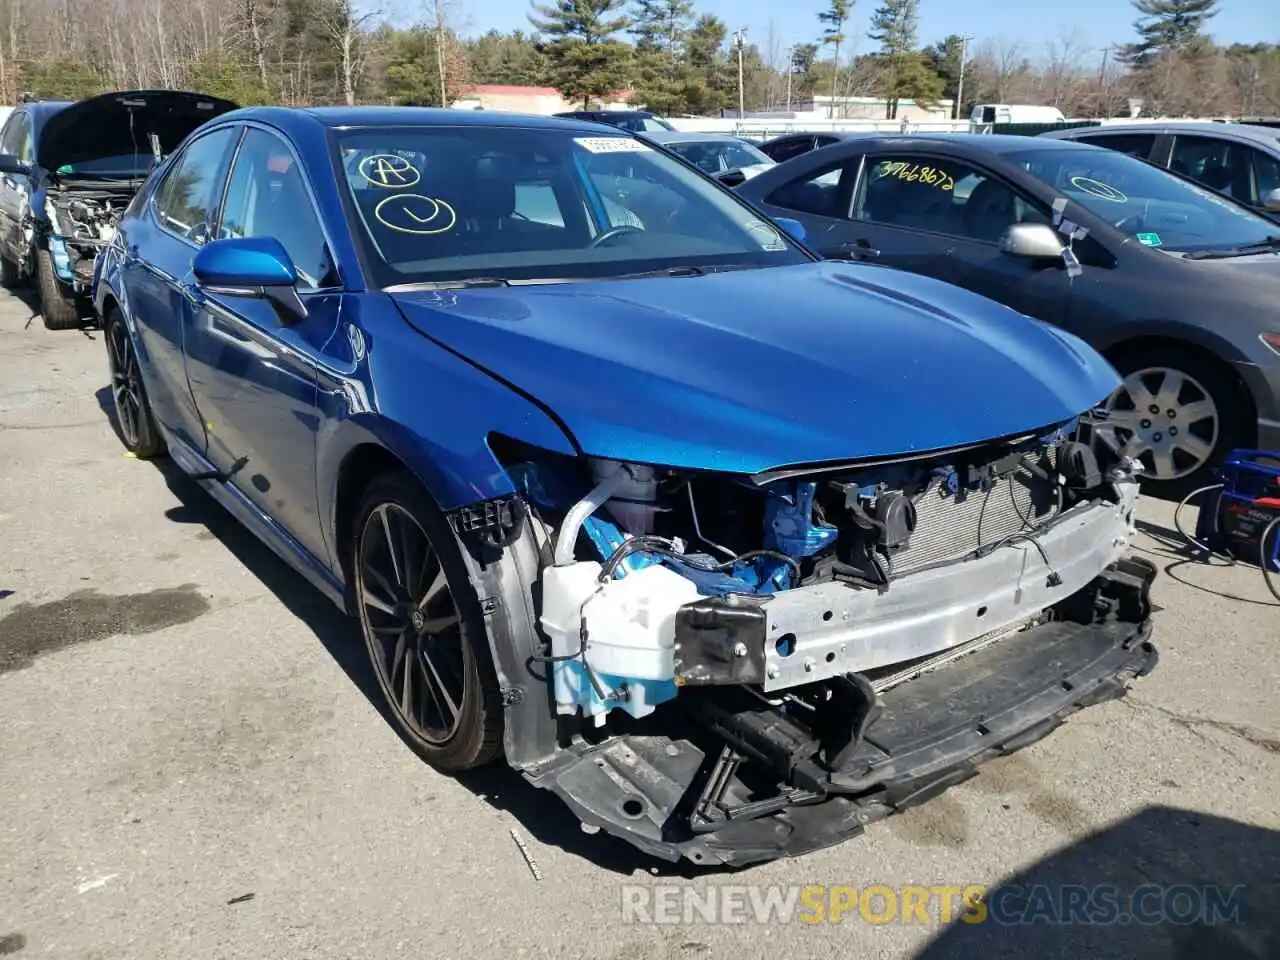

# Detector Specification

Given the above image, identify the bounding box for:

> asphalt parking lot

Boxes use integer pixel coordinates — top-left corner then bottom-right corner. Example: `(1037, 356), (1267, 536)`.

(1, 285), (1277, 960)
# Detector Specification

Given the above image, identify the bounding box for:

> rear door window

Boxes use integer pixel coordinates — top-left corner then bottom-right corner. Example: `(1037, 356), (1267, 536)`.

(762, 137), (815, 163)
(1072, 132), (1158, 159)
(1170, 135), (1253, 204)
(152, 127), (238, 245)
(765, 160), (857, 219)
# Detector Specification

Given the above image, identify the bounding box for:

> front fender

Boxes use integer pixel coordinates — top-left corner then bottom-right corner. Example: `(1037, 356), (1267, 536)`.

(313, 297), (579, 558)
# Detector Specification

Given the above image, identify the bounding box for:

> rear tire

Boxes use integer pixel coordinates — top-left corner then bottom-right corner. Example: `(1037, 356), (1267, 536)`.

(104, 309), (165, 459)
(36, 248), (83, 330)
(351, 471), (503, 771)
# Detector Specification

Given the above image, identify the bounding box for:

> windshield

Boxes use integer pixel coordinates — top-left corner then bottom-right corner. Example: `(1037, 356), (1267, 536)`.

(1006, 146), (1278, 254)
(335, 125), (809, 287)
(665, 139), (773, 175)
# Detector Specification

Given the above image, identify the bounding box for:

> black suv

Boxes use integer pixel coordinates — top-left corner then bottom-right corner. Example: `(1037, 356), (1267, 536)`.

(0, 90), (236, 329)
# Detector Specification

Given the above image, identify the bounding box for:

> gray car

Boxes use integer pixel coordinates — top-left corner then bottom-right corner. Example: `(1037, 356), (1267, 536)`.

(641, 131), (776, 186)
(737, 134), (1280, 494)
(1040, 121), (1280, 222)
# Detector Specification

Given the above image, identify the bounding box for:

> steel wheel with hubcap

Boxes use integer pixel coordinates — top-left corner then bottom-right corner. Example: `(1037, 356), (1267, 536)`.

(105, 311), (164, 458)
(1097, 345), (1244, 495)
(353, 474), (502, 770)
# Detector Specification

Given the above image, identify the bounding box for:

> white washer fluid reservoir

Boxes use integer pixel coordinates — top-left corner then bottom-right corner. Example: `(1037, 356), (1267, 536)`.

(540, 561), (700, 725)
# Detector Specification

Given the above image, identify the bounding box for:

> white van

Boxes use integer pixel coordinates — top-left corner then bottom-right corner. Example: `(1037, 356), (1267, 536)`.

(970, 104), (1066, 125)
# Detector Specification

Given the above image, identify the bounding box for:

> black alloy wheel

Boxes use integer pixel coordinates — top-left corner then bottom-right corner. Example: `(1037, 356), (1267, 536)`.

(105, 310), (164, 458)
(353, 473), (502, 770)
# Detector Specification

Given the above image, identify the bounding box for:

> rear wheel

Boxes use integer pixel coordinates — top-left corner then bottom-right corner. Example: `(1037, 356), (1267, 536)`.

(104, 309), (165, 459)
(36, 248), (82, 330)
(1099, 344), (1246, 496)
(352, 472), (503, 771)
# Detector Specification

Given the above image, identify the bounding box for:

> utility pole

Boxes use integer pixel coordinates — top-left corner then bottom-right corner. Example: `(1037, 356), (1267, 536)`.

(953, 34), (974, 121)
(733, 28), (747, 119)
(1097, 45), (1112, 118)
(786, 44), (799, 112)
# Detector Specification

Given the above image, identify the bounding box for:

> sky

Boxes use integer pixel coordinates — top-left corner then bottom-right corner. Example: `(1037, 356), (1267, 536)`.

(443, 0), (1277, 68)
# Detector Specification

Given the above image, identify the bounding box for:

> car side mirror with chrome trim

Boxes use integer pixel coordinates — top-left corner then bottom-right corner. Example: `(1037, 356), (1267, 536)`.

(192, 236), (308, 325)
(1000, 223), (1066, 261)
(0, 153), (31, 178)
(1262, 187), (1280, 213)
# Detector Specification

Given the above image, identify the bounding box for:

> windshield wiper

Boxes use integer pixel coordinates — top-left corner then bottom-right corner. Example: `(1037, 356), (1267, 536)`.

(1183, 235), (1280, 260)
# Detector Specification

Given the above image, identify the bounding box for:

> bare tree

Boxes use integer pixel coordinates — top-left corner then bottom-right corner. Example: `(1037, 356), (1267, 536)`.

(322, 0), (382, 105)
(1040, 25), (1087, 109)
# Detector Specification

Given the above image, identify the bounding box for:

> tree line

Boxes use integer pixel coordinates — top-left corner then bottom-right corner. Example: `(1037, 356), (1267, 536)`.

(0, 0), (1274, 120)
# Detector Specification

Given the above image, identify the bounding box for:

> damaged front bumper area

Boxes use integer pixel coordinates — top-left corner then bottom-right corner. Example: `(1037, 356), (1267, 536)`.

(456, 426), (1159, 867)
(524, 555), (1157, 867)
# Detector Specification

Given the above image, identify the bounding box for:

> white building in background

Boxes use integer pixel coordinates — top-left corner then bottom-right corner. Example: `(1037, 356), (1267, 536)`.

(449, 84), (634, 114)
(728, 94), (956, 122)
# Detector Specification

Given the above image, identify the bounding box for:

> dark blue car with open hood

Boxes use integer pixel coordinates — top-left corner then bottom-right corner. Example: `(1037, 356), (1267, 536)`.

(91, 106), (1158, 866)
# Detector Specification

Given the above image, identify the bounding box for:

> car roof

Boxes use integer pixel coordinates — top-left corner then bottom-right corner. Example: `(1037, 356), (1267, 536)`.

(556, 109), (656, 118)
(19, 100), (73, 119)
(1043, 121), (1280, 148)
(644, 130), (747, 144)
(801, 132), (1104, 155)
(212, 104), (616, 136)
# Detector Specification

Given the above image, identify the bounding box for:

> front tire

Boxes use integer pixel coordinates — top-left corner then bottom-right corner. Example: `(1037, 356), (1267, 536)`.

(352, 472), (503, 771)
(36, 248), (83, 330)
(1101, 344), (1246, 497)
(104, 309), (165, 459)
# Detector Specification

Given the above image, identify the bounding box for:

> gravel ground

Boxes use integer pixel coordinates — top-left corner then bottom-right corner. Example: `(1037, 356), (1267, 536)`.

(1, 288), (1277, 960)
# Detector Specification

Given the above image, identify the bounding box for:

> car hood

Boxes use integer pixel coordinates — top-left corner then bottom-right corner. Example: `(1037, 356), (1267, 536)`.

(390, 261), (1121, 475)
(37, 90), (239, 173)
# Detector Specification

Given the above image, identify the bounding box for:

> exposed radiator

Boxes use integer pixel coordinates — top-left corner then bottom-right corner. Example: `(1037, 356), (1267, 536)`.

(892, 451), (1060, 576)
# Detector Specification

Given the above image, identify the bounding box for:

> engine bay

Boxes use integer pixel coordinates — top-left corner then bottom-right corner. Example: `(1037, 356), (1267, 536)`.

(45, 184), (134, 286)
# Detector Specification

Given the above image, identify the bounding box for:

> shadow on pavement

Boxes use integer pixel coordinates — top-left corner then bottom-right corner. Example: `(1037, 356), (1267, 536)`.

(94, 386), (684, 876)
(914, 806), (1278, 960)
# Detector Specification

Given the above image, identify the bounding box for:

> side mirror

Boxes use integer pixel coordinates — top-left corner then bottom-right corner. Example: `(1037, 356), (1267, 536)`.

(192, 236), (307, 325)
(0, 153), (30, 178)
(1262, 187), (1280, 213)
(1000, 223), (1065, 260)
(773, 216), (807, 243)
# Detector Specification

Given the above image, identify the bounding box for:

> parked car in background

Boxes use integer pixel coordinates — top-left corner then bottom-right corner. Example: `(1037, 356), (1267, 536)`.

(642, 130), (775, 186)
(971, 104), (1067, 125)
(0, 90), (237, 328)
(758, 131), (858, 164)
(551, 109), (674, 132)
(738, 133), (1280, 493)
(94, 107), (1156, 867)
(1040, 121), (1280, 221)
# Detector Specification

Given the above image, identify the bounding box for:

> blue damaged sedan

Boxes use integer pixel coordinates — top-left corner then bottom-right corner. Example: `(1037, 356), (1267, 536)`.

(93, 107), (1158, 867)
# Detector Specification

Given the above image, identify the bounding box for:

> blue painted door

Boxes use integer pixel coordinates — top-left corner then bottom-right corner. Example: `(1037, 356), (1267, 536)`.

(118, 126), (240, 452)
(182, 127), (342, 566)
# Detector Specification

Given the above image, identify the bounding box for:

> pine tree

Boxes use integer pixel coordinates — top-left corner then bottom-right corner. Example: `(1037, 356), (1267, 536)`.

(869, 0), (938, 118)
(529, 0), (633, 108)
(629, 0), (692, 54)
(818, 0), (853, 106)
(1119, 0), (1219, 67)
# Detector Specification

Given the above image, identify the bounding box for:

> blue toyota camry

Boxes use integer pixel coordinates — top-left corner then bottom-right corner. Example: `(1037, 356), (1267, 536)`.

(93, 107), (1158, 866)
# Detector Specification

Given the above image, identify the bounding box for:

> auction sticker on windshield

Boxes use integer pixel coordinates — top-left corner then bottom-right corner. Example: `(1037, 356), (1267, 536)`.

(1136, 232), (1162, 247)
(575, 137), (653, 154)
